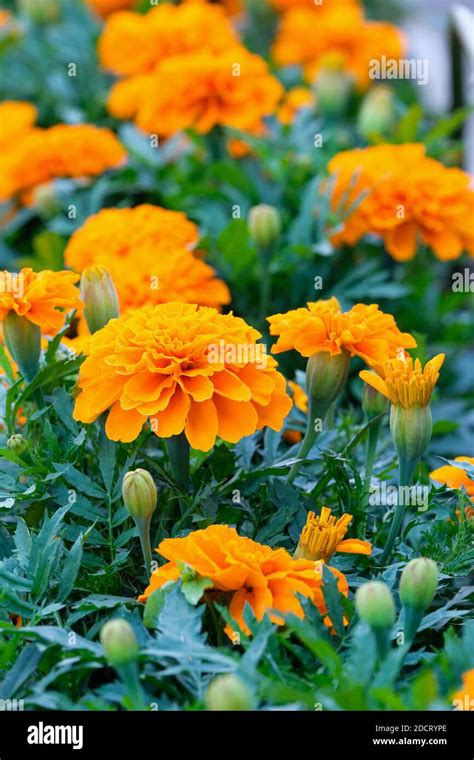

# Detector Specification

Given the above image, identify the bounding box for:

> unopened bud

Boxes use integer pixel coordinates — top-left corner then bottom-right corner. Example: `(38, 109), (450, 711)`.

(7, 434), (28, 455)
(362, 382), (388, 419)
(357, 86), (396, 140)
(399, 557), (439, 612)
(248, 204), (281, 249)
(122, 469), (157, 521)
(355, 581), (396, 629)
(80, 266), (119, 335)
(205, 674), (254, 711)
(390, 404), (432, 479)
(314, 55), (353, 117)
(100, 619), (138, 667)
(306, 348), (350, 411)
(2, 311), (41, 382)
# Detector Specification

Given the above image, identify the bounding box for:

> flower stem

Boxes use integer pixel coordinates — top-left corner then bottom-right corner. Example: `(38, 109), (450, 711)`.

(380, 457), (417, 565)
(360, 419), (381, 539)
(135, 515), (153, 578)
(288, 398), (328, 484)
(116, 661), (146, 711)
(258, 245), (272, 329)
(167, 432), (190, 493)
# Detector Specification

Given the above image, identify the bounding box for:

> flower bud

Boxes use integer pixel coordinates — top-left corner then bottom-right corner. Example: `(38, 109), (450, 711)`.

(248, 204), (281, 249)
(399, 557), (439, 612)
(32, 182), (60, 219)
(357, 86), (396, 140)
(362, 382), (388, 420)
(205, 674), (254, 711)
(390, 404), (432, 479)
(7, 434), (28, 455)
(314, 55), (353, 117)
(2, 311), (41, 382)
(122, 469), (157, 521)
(306, 349), (350, 411)
(355, 581), (396, 629)
(80, 266), (119, 335)
(18, 0), (61, 24)
(100, 619), (139, 667)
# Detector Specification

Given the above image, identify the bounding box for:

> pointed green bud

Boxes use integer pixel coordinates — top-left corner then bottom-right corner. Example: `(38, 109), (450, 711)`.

(355, 581), (396, 629)
(248, 204), (281, 249)
(100, 619), (139, 667)
(205, 674), (254, 711)
(400, 557), (439, 612)
(2, 311), (41, 382)
(80, 266), (119, 335)
(122, 469), (157, 521)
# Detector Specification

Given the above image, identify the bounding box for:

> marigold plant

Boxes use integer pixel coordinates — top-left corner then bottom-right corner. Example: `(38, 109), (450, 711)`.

(0, 100), (37, 146)
(268, 297), (416, 368)
(138, 524), (348, 636)
(64, 205), (230, 312)
(108, 47), (283, 138)
(328, 143), (474, 261)
(73, 302), (292, 449)
(0, 268), (82, 334)
(0, 123), (126, 204)
(272, 5), (404, 90)
(430, 457), (474, 502)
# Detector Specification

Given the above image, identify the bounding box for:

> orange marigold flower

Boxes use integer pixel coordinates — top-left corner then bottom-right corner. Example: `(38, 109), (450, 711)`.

(430, 457), (474, 503)
(64, 205), (230, 312)
(360, 353), (445, 408)
(99, 2), (238, 77)
(294, 507), (371, 562)
(0, 268), (82, 334)
(138, 524), (348, 636)
(0, 124), (126, 204)
(73, 302), (292, 450)
(452, 669), (474, 708)
(268, 296), (416, 368)
(0, 101), (37, 147)
(328, 143), (474, 261)
(110, 47), (283, 138)
(272, 0), (360, 10)
(272, 5), (404, 90)
(277, 86), (315, 125)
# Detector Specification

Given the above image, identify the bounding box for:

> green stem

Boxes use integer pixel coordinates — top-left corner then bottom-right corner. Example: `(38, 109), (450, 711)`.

(380, 457), (417, 565)
(288, 398), (328, 484)
(167, 432), (190, 493)
(360, 419), (381, 539)
(373, 627), (390, 660)
(117, 661), (146, 711)
(204, 592), (225, 648)
(107, 495), (114, 564)
(258, 245), (272, 329)
(135, 515), (153, 577)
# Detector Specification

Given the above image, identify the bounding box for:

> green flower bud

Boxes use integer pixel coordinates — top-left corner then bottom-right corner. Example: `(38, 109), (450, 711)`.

(7, 434), (28, 455)
(2, 311), (41, 382)
(390, 404), (432, 481)
(400, 557), (439, 612)
(32, 182), (60, 219)
(306, 349), (350, 412)
(362, 382), (388, 420)
(205, 674), (254, 711)
(314, 60), (353, 117)
(357, 86), (396, 140)
(100, 619), (139, 667)
(355, 581), (396, 629)
(80, 266), (119, 335)
(122, 469), (157, 521)
(18, 0), (61, 23)
(248, 204), (281, 249)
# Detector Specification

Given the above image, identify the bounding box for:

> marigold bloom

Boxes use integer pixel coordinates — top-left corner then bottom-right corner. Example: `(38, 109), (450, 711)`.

(328, 144), (474, 261)
(112, 47), (283, 138)
(138, 524), (348, 636)
(0, 101), (37, 146)
(99, 3), (238, 77)
(272, 6), (404, 90)
(294, 507), (371, 562)
(277, 86), (315, 125)
(64, 205), (230, 312)
(0, 268), (82, 334)
(0, 124), (126, 204)
(73, 302), (292, 450)
(268, 297), (416, 368)
(452, 670), (474, 706)
(430, 457), (474, 503)
(272, 0), (360, 10)
(360, 354), (445, 409)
